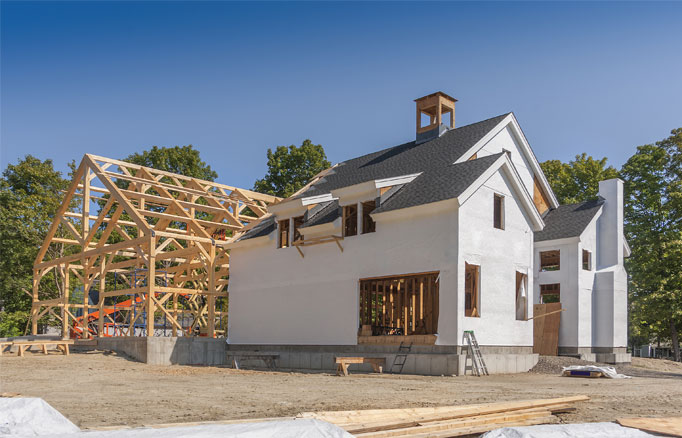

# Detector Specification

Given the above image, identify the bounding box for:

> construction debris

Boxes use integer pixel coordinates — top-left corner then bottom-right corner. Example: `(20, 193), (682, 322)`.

(562, 365), (630, 379)
(298, 395), (589, 437)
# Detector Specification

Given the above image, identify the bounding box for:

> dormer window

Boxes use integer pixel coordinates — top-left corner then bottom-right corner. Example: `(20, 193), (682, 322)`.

(343, 205), (357, 237)
(278, 219), (289, 248)
(361, 201), (376, 234)
(292, 216), (304, 244)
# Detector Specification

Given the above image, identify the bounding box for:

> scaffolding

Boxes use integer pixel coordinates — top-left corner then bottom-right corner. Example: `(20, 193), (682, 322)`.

(30, 154), (279, 338)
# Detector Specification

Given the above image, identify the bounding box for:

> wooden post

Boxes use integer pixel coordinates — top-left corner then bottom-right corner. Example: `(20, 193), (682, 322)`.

(31, 269), (40, 335)
(172, 293), (178, 337)
(147, 237), (156, 337)
(207, 243), (216, 338)
(81, 259), (90, 339)
(61, 265), (70, 339)
(98, 258), (106, 337)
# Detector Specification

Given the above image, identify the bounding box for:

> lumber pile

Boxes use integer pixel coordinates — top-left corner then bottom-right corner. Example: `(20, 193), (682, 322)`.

(298, 395), (588, 437)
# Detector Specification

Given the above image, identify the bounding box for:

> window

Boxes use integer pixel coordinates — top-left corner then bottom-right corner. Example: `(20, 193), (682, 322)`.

(582, 249), (591, 271)
(540, 250), (560, 271)
(515, 272), (527, 321)
(292, 216), (304, 244)
(343, 204), (358, 237)
(493, 194), (505, 230)
(540, 283), (560, 303)
(361, 200), (376, 234)
(278, 219), (289, 248)
(465, 263), (480, 317)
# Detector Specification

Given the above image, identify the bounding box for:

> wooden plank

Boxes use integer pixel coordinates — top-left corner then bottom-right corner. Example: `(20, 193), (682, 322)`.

(617, 417), (682, 437)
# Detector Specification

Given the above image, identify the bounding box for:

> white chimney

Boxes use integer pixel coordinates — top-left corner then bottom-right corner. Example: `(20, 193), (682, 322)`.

(597, 178), (624, 269)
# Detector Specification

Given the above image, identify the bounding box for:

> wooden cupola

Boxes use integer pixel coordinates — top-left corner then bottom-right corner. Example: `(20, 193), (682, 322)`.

(415, 91), (457, 144)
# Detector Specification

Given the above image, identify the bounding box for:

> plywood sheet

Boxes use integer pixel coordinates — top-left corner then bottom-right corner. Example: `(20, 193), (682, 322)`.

(533, 303), (561, 356)
(617, 417), (682, 437)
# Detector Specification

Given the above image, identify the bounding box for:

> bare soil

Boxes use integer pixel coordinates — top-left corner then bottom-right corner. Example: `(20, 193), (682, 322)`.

(1, 350), (682, 430)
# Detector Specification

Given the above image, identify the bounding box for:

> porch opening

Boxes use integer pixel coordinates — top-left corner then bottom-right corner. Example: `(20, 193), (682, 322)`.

(359, 272), (439, 338)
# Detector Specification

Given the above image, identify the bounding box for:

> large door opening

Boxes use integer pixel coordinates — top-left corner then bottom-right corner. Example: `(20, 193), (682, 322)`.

(359, 272), (439, 339)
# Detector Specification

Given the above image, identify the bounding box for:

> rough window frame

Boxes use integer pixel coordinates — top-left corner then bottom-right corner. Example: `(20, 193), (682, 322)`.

(361, 200), (376, 234)
(343, 204), (358, 237)
(540, 250), (560, 271)
(493, 194), (505, 230)
(465, 263), (480, 317)
(582, 249), (591, 271)
(540, 283), (561, 304)
(515, 271), (528, 321)
(278, 219), (290, 249)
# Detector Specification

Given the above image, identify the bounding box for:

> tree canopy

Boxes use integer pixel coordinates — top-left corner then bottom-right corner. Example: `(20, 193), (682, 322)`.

(0, 156), (70, 335)
(621, 128), (682, 361)
(253, 139), (331, 198)
(540, 153), (619, 204)
(123, 145), (218, 181)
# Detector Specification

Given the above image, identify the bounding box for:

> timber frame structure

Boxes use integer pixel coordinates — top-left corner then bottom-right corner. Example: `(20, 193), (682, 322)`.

(31, 154), (279, 339)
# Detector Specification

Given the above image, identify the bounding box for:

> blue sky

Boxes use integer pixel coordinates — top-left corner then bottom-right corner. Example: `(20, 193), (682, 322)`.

(2, 1), (681, 190)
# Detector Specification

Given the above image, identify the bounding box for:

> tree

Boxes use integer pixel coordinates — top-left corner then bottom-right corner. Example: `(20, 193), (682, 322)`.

(621, 128), (682, 361)
(0, 156), (70, 335)
(540, 153), (619, 204)
(123, 145), (218, 181)
(253, 139), (331, 198)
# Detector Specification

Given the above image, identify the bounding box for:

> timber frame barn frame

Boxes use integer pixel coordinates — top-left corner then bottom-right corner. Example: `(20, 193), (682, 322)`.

(31, 154), (279, 339)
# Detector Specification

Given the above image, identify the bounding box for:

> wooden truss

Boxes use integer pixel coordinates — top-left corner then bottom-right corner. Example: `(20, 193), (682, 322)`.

(30, 154), (279, 339)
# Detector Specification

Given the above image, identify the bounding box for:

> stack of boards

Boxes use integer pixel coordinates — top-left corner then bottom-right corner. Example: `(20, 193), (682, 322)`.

(298, 395), (589, 438)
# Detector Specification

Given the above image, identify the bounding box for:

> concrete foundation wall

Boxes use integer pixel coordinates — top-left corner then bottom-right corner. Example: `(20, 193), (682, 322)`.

(98, 337), (226, 365)
(226, 344), (538, 376)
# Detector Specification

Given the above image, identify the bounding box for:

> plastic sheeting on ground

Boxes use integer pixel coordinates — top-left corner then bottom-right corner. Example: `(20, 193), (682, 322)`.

(0, 397), (351, 438)
(0, 398), (80, 436)
(482, 422), (656, 438)
(561, 365), (631, 379)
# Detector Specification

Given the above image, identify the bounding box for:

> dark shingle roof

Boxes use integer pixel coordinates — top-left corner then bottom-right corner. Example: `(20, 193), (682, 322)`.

(534, 199), (604, 242)
(238, 215), (276, 241)
(294, 114), (509, 199)
(301, 200), (340, 228)
(373, 153), (504, 214)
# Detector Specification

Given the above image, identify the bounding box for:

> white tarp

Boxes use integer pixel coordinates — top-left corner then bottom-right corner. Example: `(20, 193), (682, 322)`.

(0, 398), (79, 436)
(482, 422), (656, 438)
(562, 365), (631, 379)
(0, 397), (350, 438)
(49, 419), (352, 438)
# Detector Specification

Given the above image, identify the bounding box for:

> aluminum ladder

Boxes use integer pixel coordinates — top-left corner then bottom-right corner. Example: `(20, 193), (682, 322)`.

(390, 342), (412, 374)
(463, 330), (489, 376)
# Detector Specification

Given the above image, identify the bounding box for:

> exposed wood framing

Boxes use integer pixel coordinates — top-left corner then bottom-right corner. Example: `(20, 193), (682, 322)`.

(30, 154), (279, 339)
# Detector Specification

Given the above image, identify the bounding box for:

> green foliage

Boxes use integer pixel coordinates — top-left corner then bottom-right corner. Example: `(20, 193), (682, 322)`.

(0, 156), (69, 314)
(621, 128), (682, 359)
(540, 153), (619, 204)
(0, 311), (29, 337)
(253, 139), (331, 198)
(123, 145), (218, 181)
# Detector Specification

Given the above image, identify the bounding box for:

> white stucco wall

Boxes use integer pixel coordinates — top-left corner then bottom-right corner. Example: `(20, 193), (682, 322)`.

(227, 201), (461, 345)
(533, 178), (628, 351)
(457, 169), (535, 347)
(475, 125), (536, 200)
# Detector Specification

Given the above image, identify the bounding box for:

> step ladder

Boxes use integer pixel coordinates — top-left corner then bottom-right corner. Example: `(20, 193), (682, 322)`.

(390, 342), (412, 374)
(463, 330), (489, 376)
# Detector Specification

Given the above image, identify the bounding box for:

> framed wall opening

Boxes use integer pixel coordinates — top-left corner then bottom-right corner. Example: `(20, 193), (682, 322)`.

(539, 250), (560, 271)
(358, 272), (439, 344)
(516, 271), (528, 321)
(343, 204), (358, 237)
(465, 263), (480, 317)
(582, 249), (591, 270)
(540, 283), (561, 304)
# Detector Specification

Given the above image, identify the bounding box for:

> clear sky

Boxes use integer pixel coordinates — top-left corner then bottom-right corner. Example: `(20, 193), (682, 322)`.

(1, 1), (681, 190)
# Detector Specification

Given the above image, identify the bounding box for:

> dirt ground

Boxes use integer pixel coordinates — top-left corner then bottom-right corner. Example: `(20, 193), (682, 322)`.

(1, 350), (682, 430)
